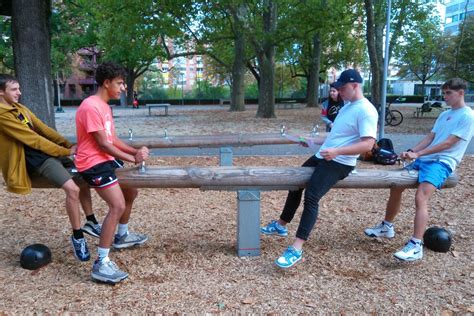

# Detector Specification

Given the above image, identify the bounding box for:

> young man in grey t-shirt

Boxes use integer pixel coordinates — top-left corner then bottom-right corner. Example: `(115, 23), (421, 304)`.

(365, 78), (474, 262)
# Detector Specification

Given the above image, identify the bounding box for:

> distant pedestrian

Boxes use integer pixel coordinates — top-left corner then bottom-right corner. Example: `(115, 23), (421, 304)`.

(321, 83), (345, 132)
(132, 91), (139, 109)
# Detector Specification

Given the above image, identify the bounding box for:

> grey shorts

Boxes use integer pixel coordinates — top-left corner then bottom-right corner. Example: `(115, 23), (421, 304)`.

(29, 156), (86, 188)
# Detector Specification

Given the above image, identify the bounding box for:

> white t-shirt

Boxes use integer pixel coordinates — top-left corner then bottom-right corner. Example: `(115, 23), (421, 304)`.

(316, 97), (378, 166)
(419, 106), (474, 171)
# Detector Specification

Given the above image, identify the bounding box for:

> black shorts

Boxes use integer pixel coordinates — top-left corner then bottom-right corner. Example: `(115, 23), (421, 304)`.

(80, 159), (124, 189)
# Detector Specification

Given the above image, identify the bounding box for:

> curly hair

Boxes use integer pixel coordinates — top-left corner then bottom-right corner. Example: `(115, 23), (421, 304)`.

(95, 62), (127, 86)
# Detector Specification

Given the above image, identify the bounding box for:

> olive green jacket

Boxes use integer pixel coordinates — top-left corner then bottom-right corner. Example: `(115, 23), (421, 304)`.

(0, 102), (72, 194)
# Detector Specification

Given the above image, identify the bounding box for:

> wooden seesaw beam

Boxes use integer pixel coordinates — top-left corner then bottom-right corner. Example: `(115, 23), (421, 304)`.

(31, 167), (458, 257)
(113, 166), (458, 190)
(124, 132), (326, 148)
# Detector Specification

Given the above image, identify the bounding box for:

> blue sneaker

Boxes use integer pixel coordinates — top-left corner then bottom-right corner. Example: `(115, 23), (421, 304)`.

(71, 236), (90, 262)
(261, 220), (288, 237)
(275, 246), (302, 268)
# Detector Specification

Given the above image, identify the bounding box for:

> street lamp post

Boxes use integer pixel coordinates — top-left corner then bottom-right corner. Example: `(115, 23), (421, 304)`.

(379, 0), (391, 140)
(180, 73), (184, 106)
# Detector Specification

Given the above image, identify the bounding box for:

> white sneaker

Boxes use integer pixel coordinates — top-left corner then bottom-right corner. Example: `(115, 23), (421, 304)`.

(364, 221), (395, 238)
(393, 240), (423, 262)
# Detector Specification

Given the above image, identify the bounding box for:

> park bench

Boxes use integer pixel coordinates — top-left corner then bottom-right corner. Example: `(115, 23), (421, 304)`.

(413, 102), (446, 118)
(147, 103), (171, 116)
(277, 100), (302, 109)
(219, 99), (231, 106)
(31, 165), (458, 257)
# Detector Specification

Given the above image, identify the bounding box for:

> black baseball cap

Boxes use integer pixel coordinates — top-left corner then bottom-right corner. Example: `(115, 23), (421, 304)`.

(332, 69), (363, 88)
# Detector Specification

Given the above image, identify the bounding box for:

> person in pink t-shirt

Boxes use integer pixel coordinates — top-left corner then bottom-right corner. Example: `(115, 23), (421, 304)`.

(76, 62), (149, 284)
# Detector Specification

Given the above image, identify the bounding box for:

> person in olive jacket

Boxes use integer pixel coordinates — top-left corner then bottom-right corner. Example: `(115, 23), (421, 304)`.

(0, 74), (99, 262)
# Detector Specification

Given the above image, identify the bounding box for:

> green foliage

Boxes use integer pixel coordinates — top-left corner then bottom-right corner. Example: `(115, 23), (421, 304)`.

(281, 0), (366, 78)
(245, 82), (259, 99)
(191, 80), (229, 99)
(394, 17), (444, 85)
(0, 17), (13, 71)
(139, 65), (168, 99)
(50, 3), (94, 76)
(441, 16), (474, 83)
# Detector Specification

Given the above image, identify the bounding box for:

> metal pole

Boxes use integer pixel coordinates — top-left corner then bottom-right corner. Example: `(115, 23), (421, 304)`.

(181, 73), (184, 105)
(55, 72), (64, 113)
(379, 0), (391, 140)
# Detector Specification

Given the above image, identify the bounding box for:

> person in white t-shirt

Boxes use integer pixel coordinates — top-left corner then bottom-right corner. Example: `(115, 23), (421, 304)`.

(261, 69), (379, 268)
(365, 78), (474, 262)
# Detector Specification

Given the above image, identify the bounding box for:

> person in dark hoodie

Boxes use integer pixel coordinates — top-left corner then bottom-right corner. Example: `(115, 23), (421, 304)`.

(0, 73), (101, 262)
(320, 83), (345, 132)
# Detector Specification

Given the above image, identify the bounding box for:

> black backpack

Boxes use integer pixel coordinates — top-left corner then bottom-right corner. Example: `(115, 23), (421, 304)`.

(372, 138), (398, 165)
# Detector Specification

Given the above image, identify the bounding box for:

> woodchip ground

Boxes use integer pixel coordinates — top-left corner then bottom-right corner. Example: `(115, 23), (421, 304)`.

(0, 105), (472, 313)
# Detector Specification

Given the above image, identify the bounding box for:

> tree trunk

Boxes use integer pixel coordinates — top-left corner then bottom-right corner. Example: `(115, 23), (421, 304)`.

(420, 80), (426, 97)
(306, 34), (321, 108)
(126, 68), (135, 105)
(11, 0), (55, 127)
(364, 0), (383, 107)
(230, 6), (246, 112)
(256, 0), (276, 118)
(256, 50), (275, 118)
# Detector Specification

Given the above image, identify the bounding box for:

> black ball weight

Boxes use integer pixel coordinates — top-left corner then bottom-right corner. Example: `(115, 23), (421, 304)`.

(20, 244), (52, 270)
(423, 226), (452, 253)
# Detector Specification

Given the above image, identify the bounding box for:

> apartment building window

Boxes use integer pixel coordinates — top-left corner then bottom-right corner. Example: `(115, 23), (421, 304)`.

(446, 4), (459, 14)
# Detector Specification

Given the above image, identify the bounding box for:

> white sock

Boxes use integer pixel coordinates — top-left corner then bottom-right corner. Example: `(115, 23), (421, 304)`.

(382, 220), (393, 227)
(275, 221), (285, 229)
(97, 247), (110, 262)
(117, 223), (128, 237)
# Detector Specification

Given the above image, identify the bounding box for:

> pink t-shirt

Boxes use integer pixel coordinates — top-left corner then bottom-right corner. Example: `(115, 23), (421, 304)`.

(75, 95), (116, 171)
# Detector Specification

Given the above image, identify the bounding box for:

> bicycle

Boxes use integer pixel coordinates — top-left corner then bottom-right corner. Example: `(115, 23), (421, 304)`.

(378, 97), (404, 127)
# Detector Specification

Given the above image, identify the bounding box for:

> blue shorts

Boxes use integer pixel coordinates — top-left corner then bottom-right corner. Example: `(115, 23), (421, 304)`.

(406, 159), (452, 189)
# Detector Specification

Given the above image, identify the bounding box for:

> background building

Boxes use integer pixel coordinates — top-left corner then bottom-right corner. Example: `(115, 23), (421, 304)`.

(444, 0), (474, 34)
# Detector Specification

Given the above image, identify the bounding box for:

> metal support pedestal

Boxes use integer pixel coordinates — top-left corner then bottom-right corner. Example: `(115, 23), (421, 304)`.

(219, 147), (233, 167)
(237, 190), (261, 257)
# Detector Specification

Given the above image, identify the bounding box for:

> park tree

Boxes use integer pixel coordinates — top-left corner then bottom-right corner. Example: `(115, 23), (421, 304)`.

(394, 18), (445, 95)
(192, 1), (251, 112)
(241, 0), (279, 118)
(78, 1), (167, 104)
(283, 0), (365, 107)
(69, 0), (191, 105)
(364, 0), (435, 106)
(10, 0), (56, 127)
(442, 15), (474, 83)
